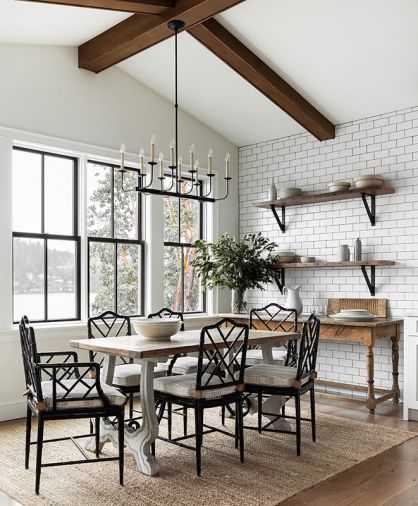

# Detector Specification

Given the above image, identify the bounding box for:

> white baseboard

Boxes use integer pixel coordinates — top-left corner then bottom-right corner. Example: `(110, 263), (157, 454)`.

(0, 400), (26, 422)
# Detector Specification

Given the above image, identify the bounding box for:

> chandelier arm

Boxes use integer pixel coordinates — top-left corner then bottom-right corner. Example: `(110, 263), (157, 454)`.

(215, 177), (232, 201)
(120, 170), (137, 193)
(202, 174), (215, 198)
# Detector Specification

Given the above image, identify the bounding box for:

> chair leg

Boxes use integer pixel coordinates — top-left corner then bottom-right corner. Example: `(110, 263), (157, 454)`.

(295, 394), (301, 457)
(258, 392), (263, 433)
(195, 403), (203, 477)
(118, 413), (124, 486)
(310, 387), (316, 442)
(95, 416), (100, 458)
(238, 398), (244, 464)
(234, 401), (239, 449)
(168, 402), (172, 440)
(183, 406), (188, 436)
(157, 400), (166, 423)
(25, 405), (31, 469)
(221, 405), (225, 426)
(35, 415), (44, 495)
(151, 442), (155, 456)
(129, 394), (134, 419)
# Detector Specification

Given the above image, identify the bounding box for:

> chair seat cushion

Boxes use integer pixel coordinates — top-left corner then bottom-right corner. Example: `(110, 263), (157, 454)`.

(244, 364), (310, 388)
(112, 363), (166, 387)
(158, 356), (210, 375)
(241, 348), (287, 366)
(41, 379), (126, 410)
(154, 373), (236, 400)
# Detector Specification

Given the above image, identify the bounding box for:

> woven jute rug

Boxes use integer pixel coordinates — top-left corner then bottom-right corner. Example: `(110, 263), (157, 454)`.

(0, 408), (415, 506)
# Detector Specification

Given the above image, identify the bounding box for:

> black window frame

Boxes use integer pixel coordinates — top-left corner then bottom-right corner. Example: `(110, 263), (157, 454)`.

(12, 146), (81, 324)
(163, 176), (206, 314)
(87, 160), (145, 318)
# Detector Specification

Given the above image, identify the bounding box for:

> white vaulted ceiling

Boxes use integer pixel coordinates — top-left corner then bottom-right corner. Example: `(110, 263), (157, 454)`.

(1, 0), (418, 146)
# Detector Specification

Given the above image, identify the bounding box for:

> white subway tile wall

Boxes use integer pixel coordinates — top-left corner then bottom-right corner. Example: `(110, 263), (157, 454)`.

(239, 106), (418, 396)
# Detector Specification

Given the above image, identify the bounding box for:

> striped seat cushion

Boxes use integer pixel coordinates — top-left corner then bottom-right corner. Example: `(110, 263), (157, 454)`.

(41, 379), (126, 410)
(112, 363), (166, 387)
(244, 364), (310, 388)
(154, 373), (237, 400)
(240, 348), (287, 366)
(158, 356), (212, 375)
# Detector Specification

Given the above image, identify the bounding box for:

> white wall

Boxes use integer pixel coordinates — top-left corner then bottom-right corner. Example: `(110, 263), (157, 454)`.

(0, 43), (239, 421)
(239, 105), (418, 397)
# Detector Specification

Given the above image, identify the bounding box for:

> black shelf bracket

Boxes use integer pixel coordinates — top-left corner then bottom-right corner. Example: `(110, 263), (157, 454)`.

(361, 265), (376, 296)
(271, 205), (285, 233)
(361, 193), (376, 226)
(274, 268), (285, 294)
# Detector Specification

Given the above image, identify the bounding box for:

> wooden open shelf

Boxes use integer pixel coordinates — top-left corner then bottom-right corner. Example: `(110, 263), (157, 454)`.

(272, 260), (396, 296)
(255, 186), (395, 209)
(254, 186), (395, 233)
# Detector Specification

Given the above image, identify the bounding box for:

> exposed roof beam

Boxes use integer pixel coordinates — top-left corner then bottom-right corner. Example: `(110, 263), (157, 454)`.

(18, 0), (174, 14)
(78, 0), (245, 73)
(188, 18), (335, 141)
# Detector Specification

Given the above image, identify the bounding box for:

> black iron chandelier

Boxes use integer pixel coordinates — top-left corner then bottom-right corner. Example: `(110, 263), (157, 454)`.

(118, 20), (231, 203)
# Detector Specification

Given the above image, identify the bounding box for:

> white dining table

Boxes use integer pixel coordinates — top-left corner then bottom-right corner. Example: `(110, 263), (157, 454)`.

(71, 327), (299, 476)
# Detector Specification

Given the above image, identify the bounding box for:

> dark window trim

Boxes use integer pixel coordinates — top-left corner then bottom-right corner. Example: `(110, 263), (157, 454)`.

(12, 147), (80, 324)
(163, 176), (206, 314)
(86, 160), (144, 318)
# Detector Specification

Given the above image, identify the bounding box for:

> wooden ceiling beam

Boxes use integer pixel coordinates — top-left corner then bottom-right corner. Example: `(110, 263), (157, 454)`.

(78, 0), (245, 73)
(188, 18), (335, 141)
(18, 0), (174, 14)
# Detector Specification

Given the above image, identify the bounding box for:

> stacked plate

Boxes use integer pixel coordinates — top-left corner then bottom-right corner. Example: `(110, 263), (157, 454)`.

(354, 175), (385, 190)
(328, 181), (351, 192)
(331, 309), (377, 322)
(279, 187), (302, 199)
(277, 251), (296, 262)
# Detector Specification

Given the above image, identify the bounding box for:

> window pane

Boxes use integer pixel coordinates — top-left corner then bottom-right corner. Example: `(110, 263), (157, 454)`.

(87, 162), (112, 237)
(44, 156), (74, 235)
(47, 240), (76, 320)
(184, 247), (202, 312)
(117, 243), (141, 315)
(180, 198), (200, 244)
(12, 150), (42, 233)
(164, 246), (182, 311)
(89, 242), (115, 316)
(114, 170), (138, 240)
(164, 197), (179, 242)
(13, 237), (45, 321)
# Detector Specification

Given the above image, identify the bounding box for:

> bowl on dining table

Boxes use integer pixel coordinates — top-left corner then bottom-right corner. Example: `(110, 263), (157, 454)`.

(132, 319), (182, 340)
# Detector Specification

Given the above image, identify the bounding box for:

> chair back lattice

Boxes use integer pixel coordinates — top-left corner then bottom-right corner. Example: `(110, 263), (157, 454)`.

(87, 311), (132, 365)
(147, 307), (185, 331)
(19, 315), (43, 402)
(196, 318), (249, 397)
(296, 314), (321, 382)
(249, 303), (298, 366)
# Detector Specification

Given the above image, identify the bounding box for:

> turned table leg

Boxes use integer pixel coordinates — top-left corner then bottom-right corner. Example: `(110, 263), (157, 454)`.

(366, 343), (377, 414)
(391, 328), (400, 404)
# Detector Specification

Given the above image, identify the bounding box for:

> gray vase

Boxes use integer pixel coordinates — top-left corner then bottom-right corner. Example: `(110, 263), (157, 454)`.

(268, 180), (277, 201)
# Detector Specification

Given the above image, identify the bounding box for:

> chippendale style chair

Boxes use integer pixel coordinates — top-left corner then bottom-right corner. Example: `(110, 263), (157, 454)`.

(243, 314), (320, 456)
(19, 316), (125, 494)
(153, 318), (249, 476)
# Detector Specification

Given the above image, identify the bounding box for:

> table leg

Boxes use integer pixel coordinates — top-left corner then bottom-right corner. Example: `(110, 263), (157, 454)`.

(86, 357), (159, 476)
(391, 328), (400, 404)
(366, 343), (377, 414)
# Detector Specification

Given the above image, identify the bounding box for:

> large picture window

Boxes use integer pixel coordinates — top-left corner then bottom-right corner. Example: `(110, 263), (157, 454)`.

(163, 181), (205, 313)
(12, 147), (80, 323)
(87, 162), (144, 317)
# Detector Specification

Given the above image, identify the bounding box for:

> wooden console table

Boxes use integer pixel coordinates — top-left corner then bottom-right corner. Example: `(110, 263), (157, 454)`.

(220, 313), (402, 414)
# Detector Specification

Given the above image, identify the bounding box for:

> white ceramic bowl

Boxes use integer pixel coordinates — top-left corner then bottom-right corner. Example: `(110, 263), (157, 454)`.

(328, 181), (351, 192)
(354, 179), (383, 189)
(132, 319), (182, 340)
(354, 174), (385, 182)
(301, 256), (316, 263)
(279, 187), (302, 199)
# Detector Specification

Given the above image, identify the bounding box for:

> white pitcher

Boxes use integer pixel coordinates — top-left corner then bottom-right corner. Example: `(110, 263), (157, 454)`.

(283, 285), (303, 315)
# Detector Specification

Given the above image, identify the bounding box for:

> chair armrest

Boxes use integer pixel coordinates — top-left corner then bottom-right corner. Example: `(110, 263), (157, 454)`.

(37, 351), (81, 380)
(37, 351), (79, 362)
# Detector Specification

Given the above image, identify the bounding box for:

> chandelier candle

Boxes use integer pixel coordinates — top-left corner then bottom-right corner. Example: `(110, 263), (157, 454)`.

(120, 143), (125, 171)
(189, 144), (195, 174)
(159, 152), (164, 179)
(139, 148), (144, 174)
(208, 148), (213, 174)
(170, 139), (175, 167)
(225, 153), (230, 178)
(150, 134), (156, 163)
(178, 156), (183, 182)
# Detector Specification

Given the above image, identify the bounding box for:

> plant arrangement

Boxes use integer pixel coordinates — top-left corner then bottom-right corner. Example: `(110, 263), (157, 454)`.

(191, 232), (278, 313)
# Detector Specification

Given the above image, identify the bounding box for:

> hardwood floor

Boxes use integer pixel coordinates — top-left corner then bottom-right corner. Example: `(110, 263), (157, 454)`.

(0, 398), (417, 506)
(283, 397), (418, 506)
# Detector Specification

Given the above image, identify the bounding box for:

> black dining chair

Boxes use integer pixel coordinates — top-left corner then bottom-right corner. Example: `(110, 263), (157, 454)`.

(243, 314), (320, 456)
(19, 315), (125, 495)
(153, 317), (249, 476)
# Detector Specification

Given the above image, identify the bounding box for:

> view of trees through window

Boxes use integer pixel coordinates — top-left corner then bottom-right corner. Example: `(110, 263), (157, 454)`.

(87, 162), (143, 317)
(12, 148), (79, 322)
(163, 181), (204, 313)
